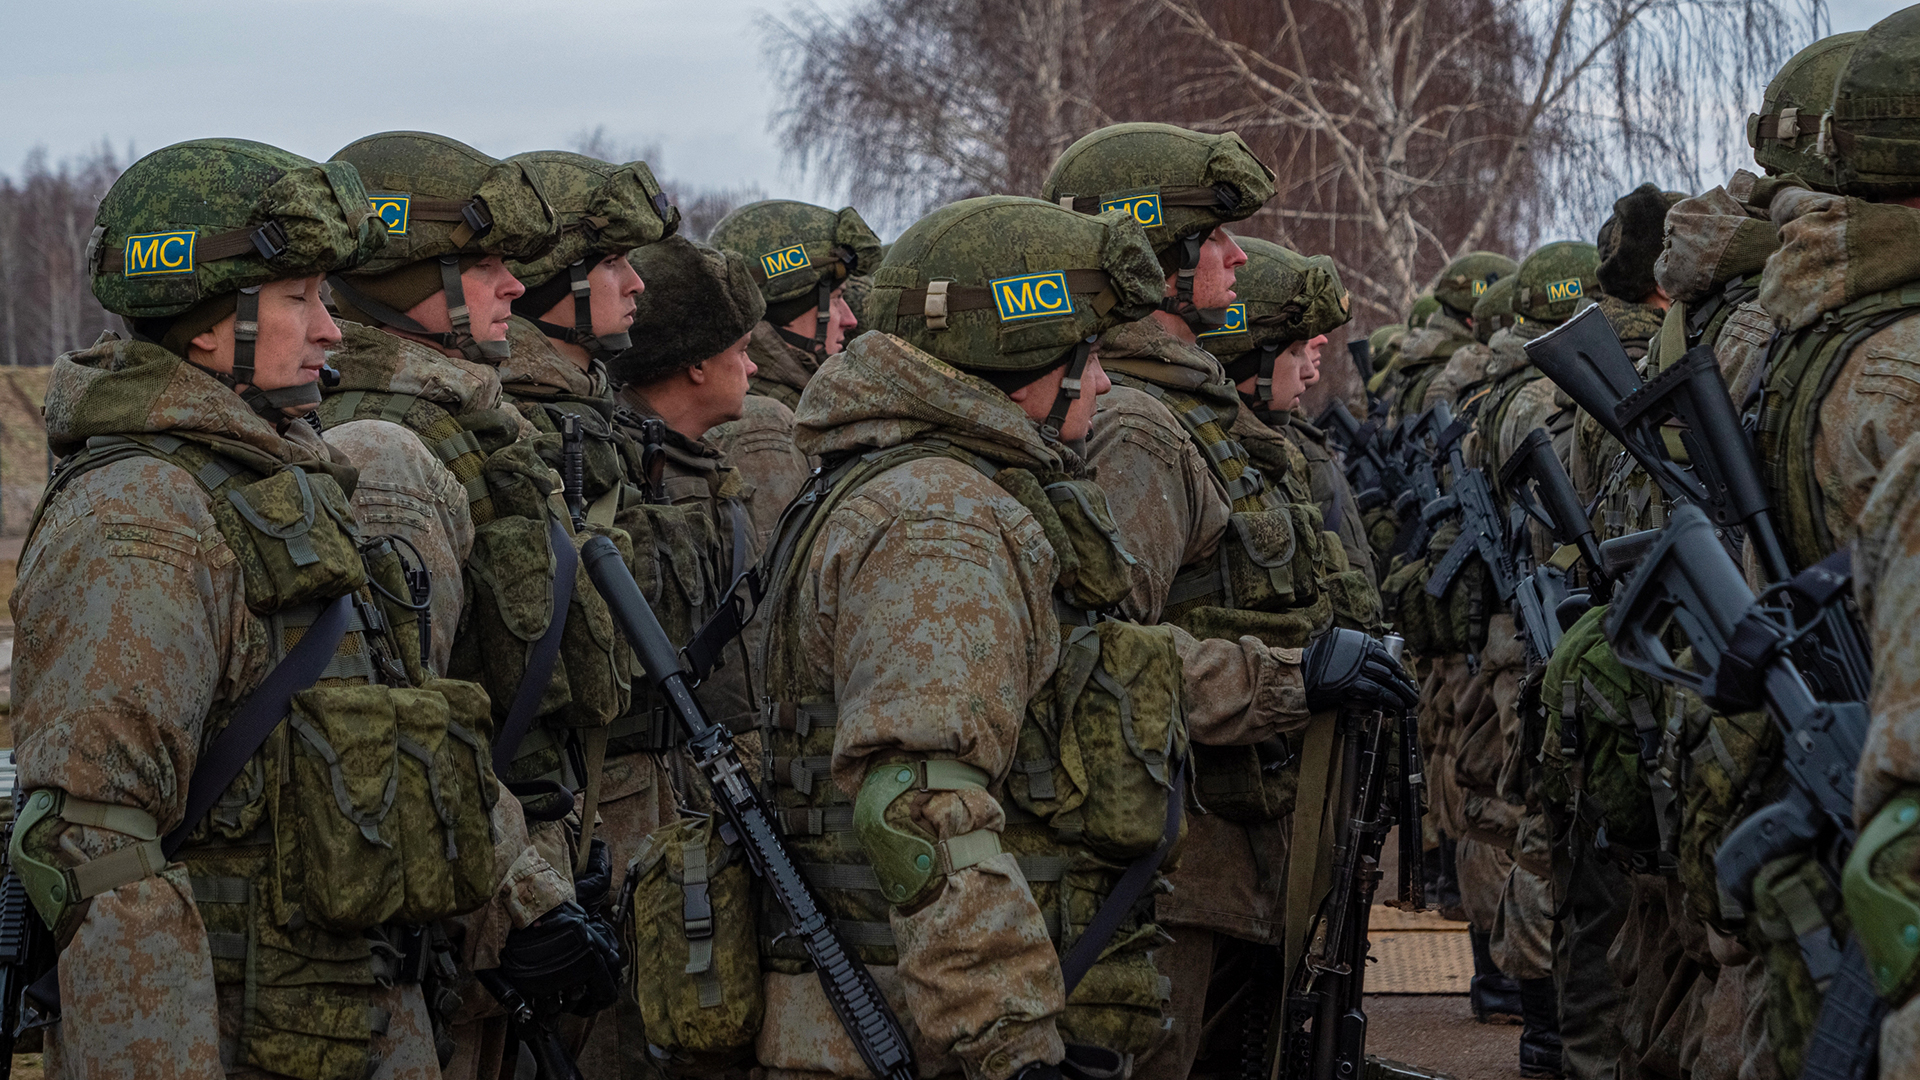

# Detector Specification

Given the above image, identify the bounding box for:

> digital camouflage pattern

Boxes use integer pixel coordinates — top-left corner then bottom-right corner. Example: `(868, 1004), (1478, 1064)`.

(1748, 34), (1864, 191)
(1513, 241), (1601, 324)
(704, 391), (813, 547)
(503, 150), (678, 288)
(331, 131), (559, 271)
(868, 196), (1164, 373)
(1385, 307), (1474, 423)
(89, 139), (387, 318)
(1040, 123), (1276, 256)
(1430, 250), (1518, 316)
(1827, 6), (1920, 196)
(706, 199), (883, 306)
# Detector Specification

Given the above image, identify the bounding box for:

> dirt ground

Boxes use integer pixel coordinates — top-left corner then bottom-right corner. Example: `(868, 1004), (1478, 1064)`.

(1368, 994), (1526, 1080)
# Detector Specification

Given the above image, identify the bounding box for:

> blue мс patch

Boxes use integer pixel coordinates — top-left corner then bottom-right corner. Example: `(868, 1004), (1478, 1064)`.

(369, 195), (411, 236)
(1197, 304), (1248, 338)
(762, 244), (811, 278)
(991, 272), (1074, 322)
(1101, 191), (1163, 228)
(123, 231), (196, 278)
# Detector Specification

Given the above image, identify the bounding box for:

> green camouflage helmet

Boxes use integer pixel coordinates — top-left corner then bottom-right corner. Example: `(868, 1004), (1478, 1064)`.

(1209, 238), (1352, 392)
(328, 132), (560, 361)
(1369, 323), (1405, 374)
(1040, 123), (1276, 323)
(1429, 251), (1517, 317)
(1513, 241), (1601, 325)
(1471, 272), (1518, 342)
(1828, 6), (1920, 196)
(88, 138), (388, 414)
(869, 196), (1163, 435)
(506, 151), (681, 358)
(706, 200), (882, 356)
(1407, 293), (1440, 328)
(1749, 33), (1864, 191)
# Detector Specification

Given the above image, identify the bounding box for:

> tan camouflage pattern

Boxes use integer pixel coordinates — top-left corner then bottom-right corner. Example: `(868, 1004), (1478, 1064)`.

(705, 393), (813, 552)
(773, 331), (1077, 1078)
(1384, 310), (1475, 423)
(745, 319), (821, 411)
(1422, 339), (1495, 412)
(1276, 412), (1379, 590)
(1850, 434), (1920, 825)
(11, 337), (439, 1077)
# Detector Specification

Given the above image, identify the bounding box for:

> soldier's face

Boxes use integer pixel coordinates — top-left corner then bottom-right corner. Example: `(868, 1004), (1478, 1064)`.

(190, 275), (341, 412)
(695, 332), (757, 428)
(781, 286), (858, 354)
(539, 252), (644, 338)
(1268, 341), (1310, 411)
(1011, 350), (1111, 442)
(1175, 230), (1248, 311)
(403, 256), (525, 344)
(1295, 334), (1328, 387)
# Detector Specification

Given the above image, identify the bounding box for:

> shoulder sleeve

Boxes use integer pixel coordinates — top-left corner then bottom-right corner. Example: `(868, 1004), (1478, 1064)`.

(1815, 315), (1920, 551)
(1852, 434), (1920, 825)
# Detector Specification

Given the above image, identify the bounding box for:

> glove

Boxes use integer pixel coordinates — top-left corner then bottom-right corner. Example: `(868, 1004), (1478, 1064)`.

(572, 836), (614, 914)
(1303, 628), (1419, 714)
(1010, 1044), (1127, 1080)
(499, 900), (622, 1017)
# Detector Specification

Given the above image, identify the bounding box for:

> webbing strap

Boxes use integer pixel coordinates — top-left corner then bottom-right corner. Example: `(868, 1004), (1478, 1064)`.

(162, 594), (354, 857)
(682, 500), (761, 684)
(1058, 762), (1187, 994)
(1282, 711), (1340, 984)
(491, 519), (580, 772)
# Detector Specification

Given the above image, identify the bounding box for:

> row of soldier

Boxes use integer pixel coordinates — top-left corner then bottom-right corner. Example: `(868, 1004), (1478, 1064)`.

(1337, 7), (1920, 1080)
(1, 111), (1426, 1080)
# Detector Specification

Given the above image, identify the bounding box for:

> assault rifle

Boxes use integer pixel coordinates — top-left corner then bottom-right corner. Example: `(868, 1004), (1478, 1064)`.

(1496, 426), (1615, 657)
(560, 414), (588, 530)
(1317, 400), (1407, 516)
(1522, 305), (1871, 703)
(479, 970), (585, 1080)
(1419, 401), (1527, 666)
(582, 537), (919, 1080)
(1604, 504), (1881, 1080)
(0, 768), (54, 1080)
(1382, 405), (1453, 559)
(1274, 637), (1426, 1080)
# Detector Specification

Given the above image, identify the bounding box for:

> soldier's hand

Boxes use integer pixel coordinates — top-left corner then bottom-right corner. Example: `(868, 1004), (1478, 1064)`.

(500, 900), (623, 1017)
(1303, 628), (1419, 714)
(1010, 1044), (1127, 1080)
(573, 836), (614, 914)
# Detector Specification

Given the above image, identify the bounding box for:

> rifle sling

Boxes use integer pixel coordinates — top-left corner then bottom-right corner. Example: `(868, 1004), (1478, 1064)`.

(1058, 764), (1188, 994)
(682, 500), (761, 684)
(1282, 710), (1341, 985)
(492, 518), (579, 772)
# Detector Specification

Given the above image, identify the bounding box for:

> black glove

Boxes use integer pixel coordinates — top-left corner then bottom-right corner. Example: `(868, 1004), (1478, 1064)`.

(1303, 628), (1419, 714)
(1009, 1044), (1127, 1080)
(499, 900), (622, 1017)
(572, 836), (614, 914)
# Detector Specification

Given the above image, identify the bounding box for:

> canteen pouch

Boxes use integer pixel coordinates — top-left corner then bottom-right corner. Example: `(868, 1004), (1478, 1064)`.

(625, 814), (763, 1067)
(215, 466), (366, 615)
(1010, 620), (1189, 860)
(391, 679), (500, 922)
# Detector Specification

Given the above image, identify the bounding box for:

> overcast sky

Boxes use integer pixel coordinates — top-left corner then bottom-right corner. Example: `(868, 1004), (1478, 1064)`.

(0, 0), (1906, 206)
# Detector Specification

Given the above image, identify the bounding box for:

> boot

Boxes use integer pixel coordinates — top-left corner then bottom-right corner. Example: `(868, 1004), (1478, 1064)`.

(1518, 976), (1565, 1078)
(1436, 836), (1465, 920)
(1469, 926), (1522, 1024)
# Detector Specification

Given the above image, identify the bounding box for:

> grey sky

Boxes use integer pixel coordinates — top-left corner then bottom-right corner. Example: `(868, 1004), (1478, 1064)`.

(0, 0), (846, 202)
(0, 0), (1906, 202)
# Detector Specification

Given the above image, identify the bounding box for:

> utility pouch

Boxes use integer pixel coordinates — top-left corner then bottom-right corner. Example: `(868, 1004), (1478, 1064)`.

(1011, 620), (1189, 860)
(609, 500), (719, 754)
(626, 813), (763, 1066)
(391, 682), (498, 922)
(215, 466), (366, 615)
(1220, 507), (1308, 610)
(1191, 739), (1297, 825)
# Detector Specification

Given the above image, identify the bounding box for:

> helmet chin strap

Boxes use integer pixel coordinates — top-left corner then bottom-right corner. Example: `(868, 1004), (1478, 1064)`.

(1155, 229), (1232, 334)
(1037, 337), (1096, 443)
(327, 261), (510, 364)
(776, 276), (837, 357)
(531, 259), (632, 358)
(189, 286), (338, 422)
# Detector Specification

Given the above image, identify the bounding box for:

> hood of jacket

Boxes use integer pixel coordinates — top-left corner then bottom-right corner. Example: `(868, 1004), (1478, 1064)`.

(1654, 172), (1781, 303)
(44, 332), (338, 475)
(498, 315), (608, 401)
(747, 320), (820, 397)
(1761, 185), (1920, 333)
(327, 318), (507, 417)
(792, 331), (1064, 473)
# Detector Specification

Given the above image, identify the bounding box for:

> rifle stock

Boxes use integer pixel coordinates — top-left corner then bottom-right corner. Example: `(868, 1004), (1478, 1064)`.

(582, 536), (919, 1080)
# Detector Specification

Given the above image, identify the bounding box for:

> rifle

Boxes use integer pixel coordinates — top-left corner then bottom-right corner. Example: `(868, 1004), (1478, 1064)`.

(0, 768), (54, 1080)
(1497, 426), (1614, 650)
(1317, 400), (1407, 516)
(1604, 504), (1880, 1080)
(1524, 305), (1871, 704)
(1274, 635), (1421, 1080)
(581, 536), (919, 1080)
(1419, 401), (1525, 666)
(1386, 406), (1450, 559)
(561, 414), (588, 530)
(478, 969), (584, 1080)
(1348, 338), (1374, 392)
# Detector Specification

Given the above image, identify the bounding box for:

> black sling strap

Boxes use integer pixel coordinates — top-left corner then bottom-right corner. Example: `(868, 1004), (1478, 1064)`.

(1058, 764), (1188, 993)
(491, 518), (580, 771)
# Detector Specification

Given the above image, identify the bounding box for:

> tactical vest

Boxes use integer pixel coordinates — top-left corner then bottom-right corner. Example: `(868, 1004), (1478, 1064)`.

(1757, 282), (1920, 572)
(1111, 374), (1333, 822)
(319, 378), (628, 809)
(753, 442), (1186, 1058)
(27, 433), (498, 1080)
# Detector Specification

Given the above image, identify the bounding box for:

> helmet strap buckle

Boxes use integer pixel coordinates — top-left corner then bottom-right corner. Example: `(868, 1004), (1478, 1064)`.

(1039, 337), (1095, 443)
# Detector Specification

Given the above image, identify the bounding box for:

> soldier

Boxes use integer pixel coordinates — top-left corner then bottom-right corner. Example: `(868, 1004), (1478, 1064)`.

(1421, 274), (1513, 413)
(1380, 252), (1518, 424)
(730, 193), (1412, 1080)
(704, 200), (883, 545)
(1040, 123), (1416, 1080)
(316, 132), (624, 1077)
(8, 138), (516, 1079)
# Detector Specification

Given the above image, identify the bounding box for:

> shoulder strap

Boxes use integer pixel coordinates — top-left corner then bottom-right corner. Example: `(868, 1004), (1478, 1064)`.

(1111, 373), (1274, 512)
(491, 518), (580, 772)
(319, 389), (493, 516)
(161, 594), (354, 856)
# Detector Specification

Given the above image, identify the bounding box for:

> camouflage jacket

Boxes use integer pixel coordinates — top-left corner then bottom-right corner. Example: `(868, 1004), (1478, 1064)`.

(1388, 310), (1475, 423)
(744, 319), (820, 411)
(1853, 435), (1920, 824)
(703, 393), (812, 552)
(1271, 409), (1378, 589)
(13, 336), (564, 1079)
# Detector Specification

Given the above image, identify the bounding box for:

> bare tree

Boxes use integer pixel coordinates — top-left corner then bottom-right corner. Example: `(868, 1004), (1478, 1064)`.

(0, 143), (125, 365)
(768, 0), (1823, 322)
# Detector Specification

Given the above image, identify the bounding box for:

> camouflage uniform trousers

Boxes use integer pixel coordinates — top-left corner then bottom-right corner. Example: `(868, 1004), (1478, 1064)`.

(1551, 827), (1632, 1080)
